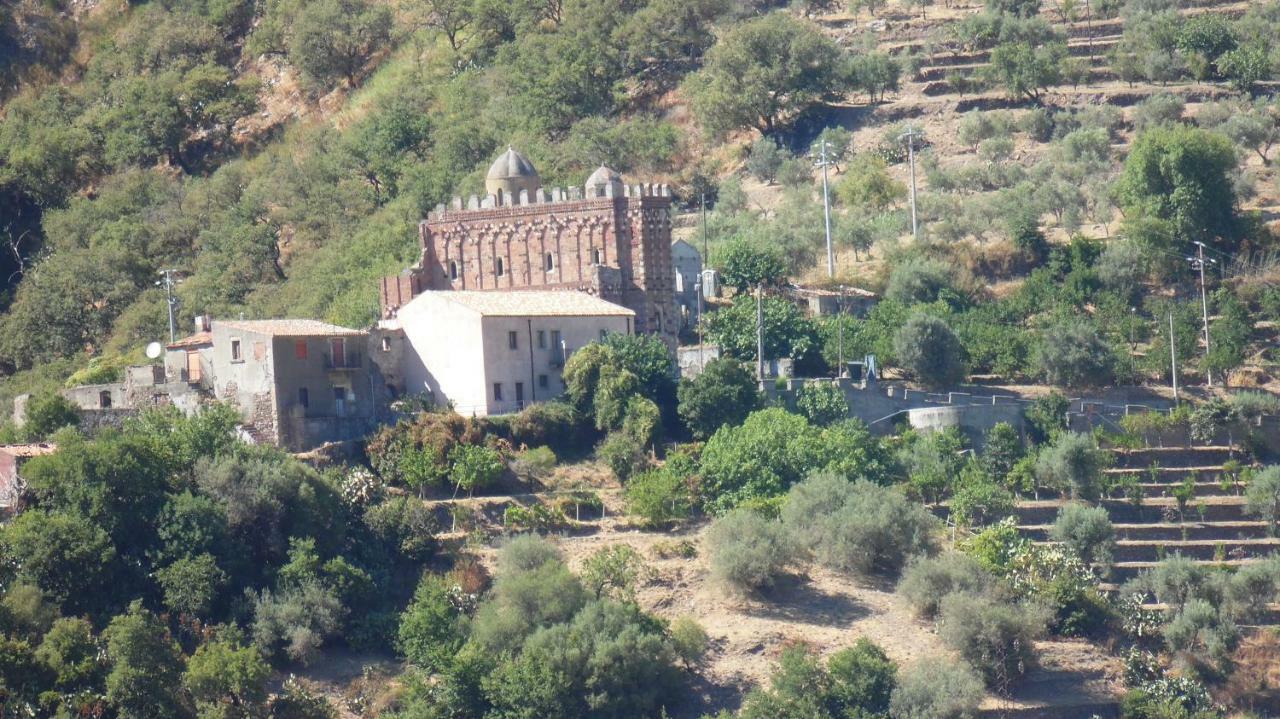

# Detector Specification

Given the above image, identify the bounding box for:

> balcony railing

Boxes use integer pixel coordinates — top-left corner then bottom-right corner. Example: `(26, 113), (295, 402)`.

(323, 352), (363, 370)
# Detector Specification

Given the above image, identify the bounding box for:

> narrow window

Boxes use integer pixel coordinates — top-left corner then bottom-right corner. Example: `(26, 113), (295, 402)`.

(493, 383), (503, 401)
(544, 252), (555, 271)
(99, 391), (112, 409)
(550, 330), (561, 350)
(381, 336), (392, 352)
(298, 387), (309, 408)
(330, 338), (346, 367)
(515, 382), (524, 404)
(508, 330), (518, 350)
(449, 261), (458, 280)
(230, 339), (242, 361)
(496, 257), (505, 277)
(386, 384), (398, 398)
(333, 387), (346, 401)
(295, 340), (308, 360)
(537, 330), (546, 349)
(600, 329), (607, 341)
(592, 248), (602, 264)
(538, 374), (549, 389)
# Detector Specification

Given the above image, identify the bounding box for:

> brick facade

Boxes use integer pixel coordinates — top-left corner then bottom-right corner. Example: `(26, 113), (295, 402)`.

(381, 178), (679, 350)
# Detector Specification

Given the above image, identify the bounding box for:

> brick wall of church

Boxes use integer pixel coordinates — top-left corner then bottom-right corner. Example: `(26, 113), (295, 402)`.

(380, 184), (678, 349)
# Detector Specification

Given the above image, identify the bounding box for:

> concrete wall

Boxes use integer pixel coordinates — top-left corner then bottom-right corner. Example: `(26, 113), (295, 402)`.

(398, 293), (487, 414)
(481, 314), (631, 415)
(62, 383), (127, 411)
(210, 324), (280, 444)
(396, 294), (634, 416)
(270, 335), (377, 451)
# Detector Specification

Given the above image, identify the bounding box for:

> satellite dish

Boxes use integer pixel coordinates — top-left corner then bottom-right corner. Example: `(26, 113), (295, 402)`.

(145, 342), (163, 360)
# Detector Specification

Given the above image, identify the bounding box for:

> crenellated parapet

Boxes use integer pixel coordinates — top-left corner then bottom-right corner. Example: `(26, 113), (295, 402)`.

(430, 183), (673, 222)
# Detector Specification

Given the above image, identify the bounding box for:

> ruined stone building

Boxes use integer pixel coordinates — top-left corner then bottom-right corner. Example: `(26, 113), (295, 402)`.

(379, 147), (679, 349)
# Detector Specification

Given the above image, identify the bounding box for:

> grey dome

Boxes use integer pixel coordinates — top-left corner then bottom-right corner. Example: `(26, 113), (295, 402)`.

(585, 164), (624, 196)
(485, 147), (540, 200)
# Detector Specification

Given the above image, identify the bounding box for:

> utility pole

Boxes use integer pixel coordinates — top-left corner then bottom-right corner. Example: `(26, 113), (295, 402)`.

(756, 285), (765, 382)
(700, 192), (708, 259)
(1189, 241), (1215, 387)
(157, 269), (180, 343)
(898, 129), (923, 241)
(1169, 311), (1179, 403)
(836, 287), (845, 378)
(811, 136), (837, 278)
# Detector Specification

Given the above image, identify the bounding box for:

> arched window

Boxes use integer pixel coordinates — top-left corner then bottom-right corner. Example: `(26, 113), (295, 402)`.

(449, 261), (458, 280)
(591, 248), (602, 264)
(496, 257), (505, 277)
(99, 391), (112, 408)
(544, 253), (555, 272)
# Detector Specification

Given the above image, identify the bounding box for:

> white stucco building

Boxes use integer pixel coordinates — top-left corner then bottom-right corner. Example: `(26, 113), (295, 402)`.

(386, 290), (635, 416)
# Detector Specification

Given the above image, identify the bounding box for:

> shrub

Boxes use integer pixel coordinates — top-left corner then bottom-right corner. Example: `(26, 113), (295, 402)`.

(509, 402), (582, 455)
(897, 553), (997, 619)
(509, 446), (556, 484)
(747, 137), (785, 184)
(471, 537), (586, 653)
(981, 422), (1025, 484)
(795, 382), (848, 426)
(677, 357), (761, 439)
(885, 257), (961, 305)
(1035, 432), (1106, 501)
(1245, 466), (1280, 536)
(580, 545), (647, 601)
(669, 616), (709, 670)
(1164, 599), (1239, 675)
(1036, 318), (1115, 388)
(625, 468), (692, 527)
(20, 393), (81, 441)
(889, 657), (985, 719)
(1050, 504), (1115, 569)
(398, 573), (465, 672)
(596, 430), (650, 482)
(251, 583), (343, 665)
(448, 444), (504, 497)
(741, 641), (898, 719)
(937, 592), (1048, 691)
(1126, 554), (1215, 613)
(893, 314), (967, 389)
(950, 473), (1015, 528)
(783, 474), (939, 576)
(707, 509), (795, 594)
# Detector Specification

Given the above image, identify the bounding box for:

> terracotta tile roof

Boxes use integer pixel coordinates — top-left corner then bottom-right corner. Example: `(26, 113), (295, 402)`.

(0, 443), (57, 458)
(215, 319), (366, 337)
(412, 290), (635, 317)
(167, 331), (212, 349)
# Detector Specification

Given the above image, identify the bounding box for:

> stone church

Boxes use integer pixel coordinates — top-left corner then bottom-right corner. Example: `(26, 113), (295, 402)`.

(379, 147), (679, 349)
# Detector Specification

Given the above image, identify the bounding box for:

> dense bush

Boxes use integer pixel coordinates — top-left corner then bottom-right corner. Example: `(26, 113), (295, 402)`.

(783, 474), (939, 576)
(1035, 432), (1106, 500)
(1036, 318), (1115, 388)
(1050, 504), (1115, 569)
(897, 553), (997, 619)
(699, 408), (892, 513)
(707, 509), (795, 594)
(888, 657), (985, 719)
(626, 467), (693, 527)
(794, 382), (849, 426)
(937, 592), (1048, 691)
(677, 357), (762, 439)
(893, 314), (967, 389)
(740, 641), (897, 719)
(1245, 465), (1280, 536)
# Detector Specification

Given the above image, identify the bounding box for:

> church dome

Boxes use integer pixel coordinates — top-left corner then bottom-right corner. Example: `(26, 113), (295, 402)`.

(585, 164), (624, 197)
(485, 147), (540, 201)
